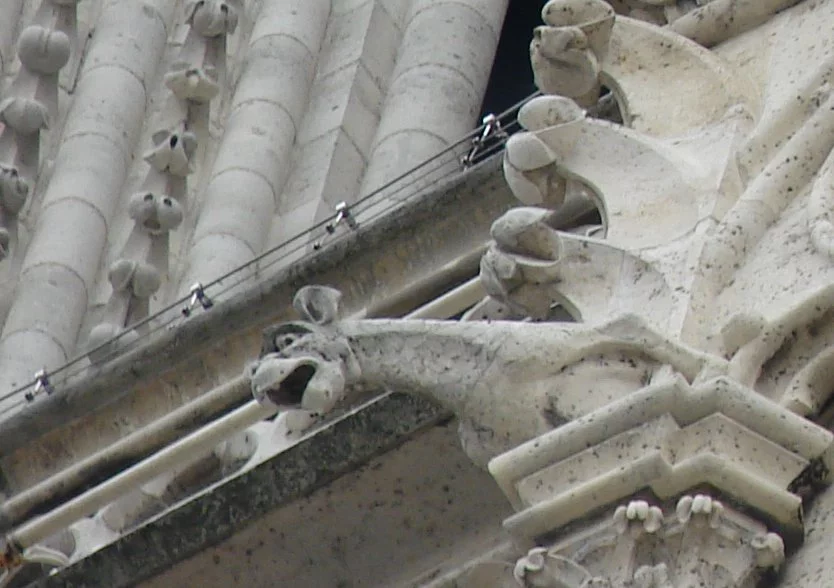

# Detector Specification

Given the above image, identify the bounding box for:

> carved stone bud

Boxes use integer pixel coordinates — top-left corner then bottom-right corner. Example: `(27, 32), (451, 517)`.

(17, 26), (71, 75)
(164, 64), (220, 103)
(187, 0), (239, 37)
(0, 98), (49, 134)
(86, 323), (140, 363)
(751, 532), (785, 569)
(513, 548), (601, 587)
(128, 192), (184, 235)
(108, 259), (161, 298)
(144, 129), (198, 176)
(0, 229), (10, 259)
(0, 165), (30, 215)
(676, 494), (723, 528)
(613, 500), (664, 536)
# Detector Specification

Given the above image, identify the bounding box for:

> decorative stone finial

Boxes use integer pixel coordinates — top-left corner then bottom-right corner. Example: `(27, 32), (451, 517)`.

(0, 165), (29, 217)
(127, 192), (184, 235)
(144, 128), (198, 176)
(186, 0), (240, 37)
(16, 26), (71, 75)
(164, 64), (220, 103)
(107, 259), (161, 298)
(0, 98), (49, 134)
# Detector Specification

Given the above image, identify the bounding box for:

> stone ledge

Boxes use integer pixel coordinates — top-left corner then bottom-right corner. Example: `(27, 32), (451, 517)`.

(31, 393), (448, 588)
(0, 155), (510, 460)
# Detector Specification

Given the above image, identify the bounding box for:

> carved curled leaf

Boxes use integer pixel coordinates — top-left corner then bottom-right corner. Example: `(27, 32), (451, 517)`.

(144, 129), (198, 176)
(108, 259), (137, 292)
(0, 228), (10, 260)
(0, 97), (49, 134)
(676, 494), (723, 528)
(293, 286), (342, 325)
(517, 95), (586, 132)
(164, 64), (220, 103)
(0, 165), (29, 215)
(128, 192), (183, 234)
(751, 532), (785, 569)
(131, 263), (161, 298)
(613, 500), (664, 535)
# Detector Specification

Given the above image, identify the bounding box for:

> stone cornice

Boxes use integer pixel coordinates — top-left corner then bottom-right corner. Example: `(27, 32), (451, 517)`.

(0, 156), (513, 464)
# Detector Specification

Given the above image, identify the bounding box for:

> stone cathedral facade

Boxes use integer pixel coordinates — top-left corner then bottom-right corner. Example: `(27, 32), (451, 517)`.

(2, 0), (834, 586)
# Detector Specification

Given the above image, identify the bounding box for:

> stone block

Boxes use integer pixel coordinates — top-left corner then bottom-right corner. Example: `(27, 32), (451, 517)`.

(297, 62), (382, 156)
(278, 127), (365, 215)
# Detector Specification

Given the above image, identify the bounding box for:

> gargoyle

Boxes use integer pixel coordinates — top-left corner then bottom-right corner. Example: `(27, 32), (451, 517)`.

(248, 286), (726, 468)
(532, 0), (614, 106)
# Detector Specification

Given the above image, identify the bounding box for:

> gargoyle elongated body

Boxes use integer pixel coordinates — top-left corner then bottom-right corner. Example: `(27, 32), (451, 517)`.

(248, 287), (725, 467)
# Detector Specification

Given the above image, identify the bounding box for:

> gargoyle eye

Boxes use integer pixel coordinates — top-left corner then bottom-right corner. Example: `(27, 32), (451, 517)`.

(169, 134), (178, 148)
(143, 193), (154, 202)
(163, 197), (173, 206)
(221, 4), (228, 13)
(274, 335), (298, 351)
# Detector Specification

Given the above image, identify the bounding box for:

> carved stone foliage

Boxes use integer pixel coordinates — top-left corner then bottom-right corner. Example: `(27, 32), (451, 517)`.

(0, 1), (78, 261)
(510, 495), (784, 588)
(86, 0), (241, 360)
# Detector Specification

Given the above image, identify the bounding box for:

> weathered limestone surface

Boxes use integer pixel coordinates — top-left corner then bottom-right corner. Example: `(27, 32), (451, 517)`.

(0, 157), (515, 492)
(357, 0), (509, 205)
(0, 0), (512, 425)
(238, 1), (834, 586)
(11, 0), (834, 586)
(0, 0), (177, 401)
(37, 394), (499, 588)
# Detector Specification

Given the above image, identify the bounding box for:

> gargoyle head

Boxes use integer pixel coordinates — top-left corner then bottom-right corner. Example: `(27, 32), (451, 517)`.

(531, 0), (614, 99)
(480, 207), (565, 319)
(247, 287), (360, 415)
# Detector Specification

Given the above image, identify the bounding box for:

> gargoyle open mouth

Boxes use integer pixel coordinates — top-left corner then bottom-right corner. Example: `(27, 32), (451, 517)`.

(265, 362), (317, 407)
(249, 353), (346, 415)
